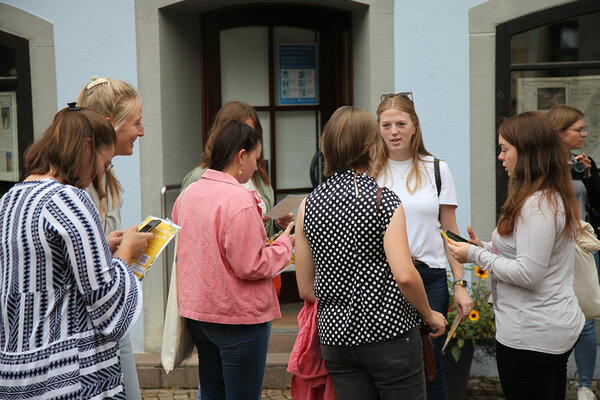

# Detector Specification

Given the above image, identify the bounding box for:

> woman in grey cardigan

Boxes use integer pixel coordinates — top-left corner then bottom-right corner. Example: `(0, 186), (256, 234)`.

(448, 111), (584, 400)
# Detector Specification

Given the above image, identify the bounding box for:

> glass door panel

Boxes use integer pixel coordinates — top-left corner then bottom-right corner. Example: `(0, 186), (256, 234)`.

(220, 27), (269, 105)
(275, 110), (317, 190)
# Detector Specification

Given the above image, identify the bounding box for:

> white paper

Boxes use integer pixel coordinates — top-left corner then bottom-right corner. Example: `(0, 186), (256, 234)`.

(265, 194), (305, 219)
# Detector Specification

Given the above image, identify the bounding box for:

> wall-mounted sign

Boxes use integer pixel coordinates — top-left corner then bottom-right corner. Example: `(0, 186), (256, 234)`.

(278, 44), (318, 105)
(0, 92), (19, 182)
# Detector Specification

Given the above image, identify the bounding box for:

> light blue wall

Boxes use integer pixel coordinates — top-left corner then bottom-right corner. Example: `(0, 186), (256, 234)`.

(394, 0), (486, 237)
(2, 0), (142, 231)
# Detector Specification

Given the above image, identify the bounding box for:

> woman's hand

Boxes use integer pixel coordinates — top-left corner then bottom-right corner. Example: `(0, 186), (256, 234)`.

(446, 239), (471, 264)
(453, 286), (474, 321)
(276, 213), (294, 230)
(114, 225), (154, 265)
(282, 221), (295, 247)
(423, 310), (448, 339)
(576, 153), (592, 178)
(466, 225), (482, 247)
(106, 230), (125, 254)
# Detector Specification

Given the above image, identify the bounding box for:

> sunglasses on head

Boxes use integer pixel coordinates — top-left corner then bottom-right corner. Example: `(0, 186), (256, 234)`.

(380, 91), (414, 104)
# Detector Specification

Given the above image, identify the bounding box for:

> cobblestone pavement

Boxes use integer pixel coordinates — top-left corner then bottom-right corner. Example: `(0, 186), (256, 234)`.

(140, 388), (292, 400)
(141, 378), (600, 399)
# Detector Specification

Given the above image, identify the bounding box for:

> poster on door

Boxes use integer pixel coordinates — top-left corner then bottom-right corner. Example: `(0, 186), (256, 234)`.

(278, 44), (318, 105)
(516, 75), (600, 159)
(0, 92), (19, 182)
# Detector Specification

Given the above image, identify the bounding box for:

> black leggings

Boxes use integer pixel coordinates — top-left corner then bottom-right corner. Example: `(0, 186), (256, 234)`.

(496, 340), (573, 400)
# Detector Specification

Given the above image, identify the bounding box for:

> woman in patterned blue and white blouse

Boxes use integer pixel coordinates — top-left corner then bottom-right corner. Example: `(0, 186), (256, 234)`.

(295, 105), (447, 400)
(0, 105), (153, 399)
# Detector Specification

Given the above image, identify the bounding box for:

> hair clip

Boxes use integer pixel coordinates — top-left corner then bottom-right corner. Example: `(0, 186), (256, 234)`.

(67, 102), (80, 111)
(86, 76), (108, 90)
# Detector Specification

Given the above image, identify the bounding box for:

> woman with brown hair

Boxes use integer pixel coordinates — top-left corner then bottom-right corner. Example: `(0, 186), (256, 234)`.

(448, 111), (584, 400)
(294, 105), (446, 399)
(0, 105), (152, 399)
(548, 104), (600, 400)
(182, 101), (292, 238)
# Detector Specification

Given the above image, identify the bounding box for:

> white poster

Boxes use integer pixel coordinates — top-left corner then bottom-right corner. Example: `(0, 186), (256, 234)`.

(0, 92), (19, 182)
(517, 76), (600, 159)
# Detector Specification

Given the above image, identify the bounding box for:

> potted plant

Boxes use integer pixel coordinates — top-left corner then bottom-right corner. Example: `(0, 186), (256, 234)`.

(443, 264), (496, 400)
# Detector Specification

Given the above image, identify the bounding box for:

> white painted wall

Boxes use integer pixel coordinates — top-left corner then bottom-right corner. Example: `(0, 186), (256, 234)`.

(1, 0), (142, 232)
(393, 0), (487, 238)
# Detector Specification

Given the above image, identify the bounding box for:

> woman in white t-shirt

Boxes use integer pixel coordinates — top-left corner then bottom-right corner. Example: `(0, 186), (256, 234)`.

(372, 93), (473, 400)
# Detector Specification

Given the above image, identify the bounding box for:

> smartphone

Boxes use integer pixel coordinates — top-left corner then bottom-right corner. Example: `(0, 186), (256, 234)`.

(445, 230), (468, 243)
(138, 219), (161, 233)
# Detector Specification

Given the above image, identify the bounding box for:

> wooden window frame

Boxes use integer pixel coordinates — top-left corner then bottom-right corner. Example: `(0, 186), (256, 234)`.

(495, 0), (600, 217)
(200, 4), (352, 195)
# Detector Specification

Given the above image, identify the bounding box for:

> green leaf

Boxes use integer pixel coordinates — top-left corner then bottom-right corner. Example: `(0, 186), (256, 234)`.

(457, 338), (464, 348)
(451, 345), (461, 362)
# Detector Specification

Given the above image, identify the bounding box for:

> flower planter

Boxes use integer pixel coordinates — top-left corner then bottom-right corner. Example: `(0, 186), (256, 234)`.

(443, 339), (475, 400)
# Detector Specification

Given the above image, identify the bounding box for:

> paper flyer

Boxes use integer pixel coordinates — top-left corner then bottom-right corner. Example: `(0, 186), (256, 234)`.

(265, 194), (305, 220)
(130, 215), (181, 280)
(442, 316), (462, 353)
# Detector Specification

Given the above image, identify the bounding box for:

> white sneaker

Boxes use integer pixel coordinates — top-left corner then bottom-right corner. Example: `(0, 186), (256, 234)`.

(578, 387), (597, 400)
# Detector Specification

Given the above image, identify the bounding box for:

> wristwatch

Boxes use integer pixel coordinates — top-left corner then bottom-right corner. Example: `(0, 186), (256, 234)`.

(453, 279), (468, 288)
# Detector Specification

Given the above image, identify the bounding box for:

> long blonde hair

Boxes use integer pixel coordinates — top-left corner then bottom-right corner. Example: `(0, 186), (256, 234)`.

(371, 94), (432, 194)
(77, 76), (140, 220)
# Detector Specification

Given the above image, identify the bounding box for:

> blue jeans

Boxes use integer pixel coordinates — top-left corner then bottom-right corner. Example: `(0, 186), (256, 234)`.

(574, 250), (600, 388)
(119, 333), (141, 400)
(415, 264), (449, 400)
(187, 319), (271, 400)
(321, 327), (426, 400)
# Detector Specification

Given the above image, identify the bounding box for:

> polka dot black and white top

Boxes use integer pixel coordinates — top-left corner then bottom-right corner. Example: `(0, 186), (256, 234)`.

(304, 170), (422, 346)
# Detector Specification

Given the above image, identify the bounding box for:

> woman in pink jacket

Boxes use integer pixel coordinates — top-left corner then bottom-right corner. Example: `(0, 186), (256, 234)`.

(172, 120), (294, 399)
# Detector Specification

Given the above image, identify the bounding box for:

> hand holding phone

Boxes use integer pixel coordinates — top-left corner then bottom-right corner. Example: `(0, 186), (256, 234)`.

(445, 230), (468, 243)
(138, 219), (161, 233)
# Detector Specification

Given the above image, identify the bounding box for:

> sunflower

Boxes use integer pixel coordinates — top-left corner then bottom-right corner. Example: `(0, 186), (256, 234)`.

(475, 266), (489, 279)
(469, 309), (480, 321)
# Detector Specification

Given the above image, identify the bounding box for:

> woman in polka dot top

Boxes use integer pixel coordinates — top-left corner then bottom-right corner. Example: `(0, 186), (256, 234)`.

(294, 105), (447, 400)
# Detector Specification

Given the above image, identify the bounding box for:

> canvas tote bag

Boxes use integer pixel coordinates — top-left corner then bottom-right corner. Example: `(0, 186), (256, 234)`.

(574, 220), (600, 320)
(161, 190), (194, 373)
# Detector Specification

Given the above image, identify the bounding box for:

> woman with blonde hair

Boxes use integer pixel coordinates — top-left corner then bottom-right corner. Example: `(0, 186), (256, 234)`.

(371, 93), (472, 399)
(0, 105), (152, 398)
(295, 105), (447, 399)
(77, 76), (146, 400)
(548, 104), (600, 400)
(448, 111), (584, 399)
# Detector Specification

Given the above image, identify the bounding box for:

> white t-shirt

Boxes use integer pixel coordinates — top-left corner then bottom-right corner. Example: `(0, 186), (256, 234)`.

(376, 155), (458, 269)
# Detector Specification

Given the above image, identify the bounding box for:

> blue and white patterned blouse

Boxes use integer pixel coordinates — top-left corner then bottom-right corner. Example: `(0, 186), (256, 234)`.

(0, 179), (142, 399)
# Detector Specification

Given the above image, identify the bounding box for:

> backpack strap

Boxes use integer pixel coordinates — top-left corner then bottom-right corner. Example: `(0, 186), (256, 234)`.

(434, 158), (441, 197)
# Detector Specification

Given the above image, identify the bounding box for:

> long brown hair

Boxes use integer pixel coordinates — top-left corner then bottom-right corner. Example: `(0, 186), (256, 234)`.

(371, 94), (432, 194)
(320, 106), (378, 178)
(496, 111), (578, 238)
(25, 106), (116, 196)
(201, 101), (269, 185)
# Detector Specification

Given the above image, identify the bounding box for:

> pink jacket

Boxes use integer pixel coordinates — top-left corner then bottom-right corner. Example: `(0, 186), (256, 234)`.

(172, 169), (293, 325)
(288, 300), (337, 400)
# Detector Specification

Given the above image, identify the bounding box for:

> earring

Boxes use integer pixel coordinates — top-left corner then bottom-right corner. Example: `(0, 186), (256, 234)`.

(238, 170), (242, 175)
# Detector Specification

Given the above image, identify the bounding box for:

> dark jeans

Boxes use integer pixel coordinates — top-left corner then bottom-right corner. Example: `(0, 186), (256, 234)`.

(186, 319), (271, 400)
(320, 327), (425, 400)
(415, 264), (449, 400)
(496, 340), (572, 400)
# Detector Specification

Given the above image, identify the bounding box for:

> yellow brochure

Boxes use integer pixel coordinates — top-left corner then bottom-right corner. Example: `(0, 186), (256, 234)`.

(267, 231), (295, 277)
(130, 216), (181, 280)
